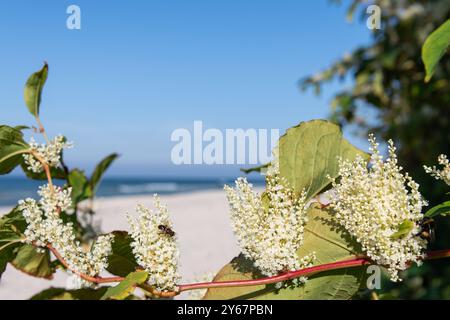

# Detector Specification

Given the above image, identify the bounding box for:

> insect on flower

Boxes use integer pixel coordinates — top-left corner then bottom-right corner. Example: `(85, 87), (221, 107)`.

(158, 224), (176, 237)
(416, 217), (435, 242)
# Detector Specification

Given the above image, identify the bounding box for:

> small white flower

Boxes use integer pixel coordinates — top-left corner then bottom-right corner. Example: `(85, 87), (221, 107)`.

(224, 170), (313, 278)
(329, 134), (428, 281)
(424, 154), (450, 186)
(127, 195), (180, 291)
(23, 135), (72, 173)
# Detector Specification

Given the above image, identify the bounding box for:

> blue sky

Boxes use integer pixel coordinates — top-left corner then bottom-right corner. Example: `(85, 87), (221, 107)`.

(0, 0), (372, 178)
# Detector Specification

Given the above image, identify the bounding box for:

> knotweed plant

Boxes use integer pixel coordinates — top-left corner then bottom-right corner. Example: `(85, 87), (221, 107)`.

(224, 169), (314, 279)
(329, 135), (428, 281)
(127, 197), (181, 291)
(424, 154), (450, 186)
(1, 64), (450, 300)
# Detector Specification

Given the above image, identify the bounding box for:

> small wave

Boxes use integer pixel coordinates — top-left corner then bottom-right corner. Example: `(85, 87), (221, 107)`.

(118, 183), (179, 194)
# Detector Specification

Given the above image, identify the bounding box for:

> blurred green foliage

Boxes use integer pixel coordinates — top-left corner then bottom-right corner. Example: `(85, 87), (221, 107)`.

(302, 0), (450, 299)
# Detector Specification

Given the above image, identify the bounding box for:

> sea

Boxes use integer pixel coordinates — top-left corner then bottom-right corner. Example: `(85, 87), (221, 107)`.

(0, 177), (265, 207)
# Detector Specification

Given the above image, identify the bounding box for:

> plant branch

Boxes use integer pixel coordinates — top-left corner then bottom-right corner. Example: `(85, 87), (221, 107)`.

(30, 150), (54, 193)
(46, 244), (123, 284)
(177, 249), (450, 293)
(42, 245), (450, 298)
(35, 115), (50, 144)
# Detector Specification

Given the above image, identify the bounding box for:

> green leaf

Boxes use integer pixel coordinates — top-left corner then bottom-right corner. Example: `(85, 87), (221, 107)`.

(0, 243), (17, 279)
(0, 125), (27, 142)
(0, 229), (23, 279)
(278, 120), (369, 200)
(101, 270), (148, 300)
(24, 63), (48, 117)
(0, 207), (28, 278)
(204, 205), (366, 300)
(68, 169), (92, 205)
(3, 208), (52, 281)
(0, 206), (28, 233)
(21, 162), (67, 180)
(11, 244), (54, 279)
(390, 220), (415, 239)
(422, 19), (450, 82)
(0, 126), (29, 175)
(89, 153), (119, 196)
(107, 231), (139, 277)
(424, 201), (450, 218)
(30, 287), (108, 300)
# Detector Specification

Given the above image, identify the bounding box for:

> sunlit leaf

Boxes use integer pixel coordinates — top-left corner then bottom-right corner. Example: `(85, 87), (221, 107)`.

(278, 120), (369, 200)
(101, 270), (148, 300)
(11, 244), (54, 279)
(424, 201), (450, 218)
(24, 63), (48, 117)
(422, 19), (450, 82)
(0, 126), (29, 175)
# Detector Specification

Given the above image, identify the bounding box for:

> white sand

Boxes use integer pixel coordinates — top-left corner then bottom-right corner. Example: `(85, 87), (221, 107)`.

(0, 190), (240, 300)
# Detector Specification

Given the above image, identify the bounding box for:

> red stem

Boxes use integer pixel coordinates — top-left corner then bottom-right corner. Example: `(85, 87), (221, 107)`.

(178, 256), (370, 292)
(47, 244), (124, 284)
(46, 243), (450, 296)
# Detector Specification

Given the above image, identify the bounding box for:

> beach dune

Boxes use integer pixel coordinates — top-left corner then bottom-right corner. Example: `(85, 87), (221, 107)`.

(0, 190), (239, 300)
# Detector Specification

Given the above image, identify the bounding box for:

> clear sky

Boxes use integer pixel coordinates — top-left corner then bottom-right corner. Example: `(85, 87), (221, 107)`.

(0, 0), (371, 178)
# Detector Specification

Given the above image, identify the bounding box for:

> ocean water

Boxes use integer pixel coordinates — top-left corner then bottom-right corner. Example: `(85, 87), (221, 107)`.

(0, 177), (265, 207)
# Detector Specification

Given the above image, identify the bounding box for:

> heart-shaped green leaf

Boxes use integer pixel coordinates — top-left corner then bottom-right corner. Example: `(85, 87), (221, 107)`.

(278, 120), (369, 200)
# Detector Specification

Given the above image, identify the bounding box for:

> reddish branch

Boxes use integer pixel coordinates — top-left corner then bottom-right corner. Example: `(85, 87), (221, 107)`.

(46, 243), (450, 297)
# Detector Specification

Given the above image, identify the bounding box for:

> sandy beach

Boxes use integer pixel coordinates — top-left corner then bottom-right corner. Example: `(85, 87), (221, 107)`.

(0, 190), (240, 300)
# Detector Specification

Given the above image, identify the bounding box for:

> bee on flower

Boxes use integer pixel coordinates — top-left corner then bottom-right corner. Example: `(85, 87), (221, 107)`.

(126, 195), (181, 291)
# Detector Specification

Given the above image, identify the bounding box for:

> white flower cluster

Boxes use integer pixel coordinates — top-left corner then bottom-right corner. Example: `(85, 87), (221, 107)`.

(18, 185), (114, 288)
(224, 172), (313, 278)
(424, 154), (450, 186)
(127, 196), (181, 291)
(23, 135), (72, 173)
(329, 135), (428, 281)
